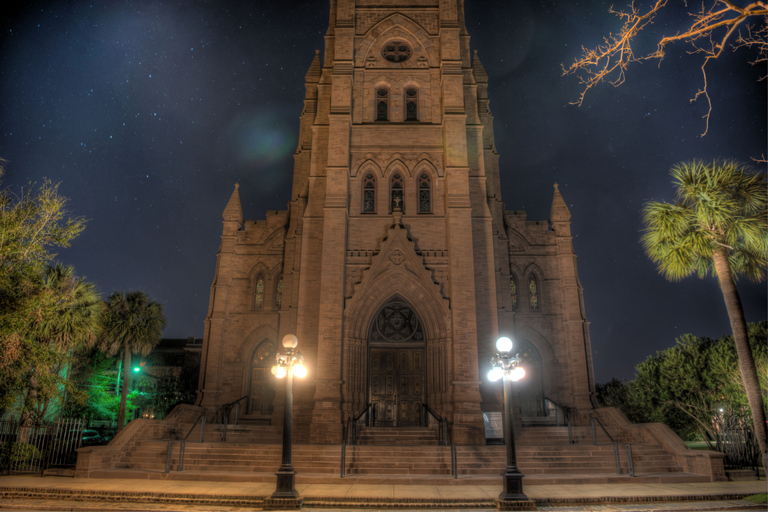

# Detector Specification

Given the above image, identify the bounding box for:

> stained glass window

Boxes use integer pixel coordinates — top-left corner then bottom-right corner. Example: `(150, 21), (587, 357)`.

(254, 273), (265, 310)
(528, 274), (539, 312)
(510, 276), (518, 311)
(363, 172), (376, 213)
(369, 298), (424, 342)
(274, 274), (283, 309)
(418, 172), (431, 213)
(376, 88), (388, 121)
(381, 41), (411, 62)
(391, 172), (404, 212)
(406, 88), (418, 121)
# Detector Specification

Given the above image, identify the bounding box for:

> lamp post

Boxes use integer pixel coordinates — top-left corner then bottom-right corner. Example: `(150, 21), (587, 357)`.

(488, 336), (528, 502)
(270, 334), (307, 501)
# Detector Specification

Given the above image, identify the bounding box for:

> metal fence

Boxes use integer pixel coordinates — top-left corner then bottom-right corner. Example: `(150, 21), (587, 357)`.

(0, 418), (85, 474)
(714, 415), (760, 473)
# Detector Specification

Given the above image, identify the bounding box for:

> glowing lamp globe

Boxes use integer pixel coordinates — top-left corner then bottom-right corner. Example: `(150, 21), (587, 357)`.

(488, 367), (504, 382)
(510, 366), (526, 381)
(282, 334), (299, 349)
(496, 337), (513, 353)
(273, 365), (287, 379)
(293, 363), (307, 379)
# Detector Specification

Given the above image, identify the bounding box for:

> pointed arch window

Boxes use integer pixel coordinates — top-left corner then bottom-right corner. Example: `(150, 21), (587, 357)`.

(274, 273), (283, 309)
(362, 172), (376, 213)
(254, 273), (265, 310)
(418, 172), (431, 213)
(405, 87), (418, 121)
(510, 275), (518, 311)
(390, 172), (404, 212)
(528, 274), (540, 312)
(376, 87), (389, 121)
(247, 340), (277, 415)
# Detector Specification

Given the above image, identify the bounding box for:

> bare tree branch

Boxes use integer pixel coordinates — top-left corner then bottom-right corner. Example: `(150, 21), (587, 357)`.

(562, 1), (768, 136)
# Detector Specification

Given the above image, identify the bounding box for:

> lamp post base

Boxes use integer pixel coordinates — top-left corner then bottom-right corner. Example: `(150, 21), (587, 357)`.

(498, 469), (528, 501)
(272, 468), (299, 499)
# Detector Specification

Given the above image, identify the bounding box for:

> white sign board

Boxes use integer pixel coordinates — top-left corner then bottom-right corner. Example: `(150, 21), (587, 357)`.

(483, 412), (503, 440)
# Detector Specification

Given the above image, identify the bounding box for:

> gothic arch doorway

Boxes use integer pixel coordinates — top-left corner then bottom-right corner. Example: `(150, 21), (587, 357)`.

(368, 298), (425, 427)
(246, 339), (277, 416)
(516, 339), (545, 417)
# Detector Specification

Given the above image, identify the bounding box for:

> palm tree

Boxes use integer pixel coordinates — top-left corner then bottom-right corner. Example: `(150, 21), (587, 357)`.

(97, 291), (166, 433)
(641, 160), (767, 470)
(20, 264), (102, 425)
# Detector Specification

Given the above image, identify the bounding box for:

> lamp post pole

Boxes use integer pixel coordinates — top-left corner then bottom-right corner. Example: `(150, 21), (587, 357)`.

(273, 349), (297, 498)
(488, 336), (528, 503)
(499, 369), (525, 500)
(270, 335), (307, 504)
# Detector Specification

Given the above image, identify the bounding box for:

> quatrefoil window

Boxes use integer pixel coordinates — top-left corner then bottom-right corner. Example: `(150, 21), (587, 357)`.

(382, 41), (411, 62)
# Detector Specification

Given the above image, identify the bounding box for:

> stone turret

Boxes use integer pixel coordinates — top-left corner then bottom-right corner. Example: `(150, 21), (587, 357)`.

(222, 183), (243, 235)
(305, 49), (321, 83)
(549, 182), (571, 235)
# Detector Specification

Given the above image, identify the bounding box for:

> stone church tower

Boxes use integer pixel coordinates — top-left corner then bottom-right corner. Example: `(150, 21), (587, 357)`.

(197, 0), (596, 445)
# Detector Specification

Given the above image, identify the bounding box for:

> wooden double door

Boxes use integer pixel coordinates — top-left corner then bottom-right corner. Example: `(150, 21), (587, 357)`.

(369, 347), (425, 427)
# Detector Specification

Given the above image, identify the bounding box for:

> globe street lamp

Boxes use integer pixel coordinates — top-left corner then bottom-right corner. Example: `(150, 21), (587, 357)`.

(270, 334), (307, 502)
(488, 336), (528, 502)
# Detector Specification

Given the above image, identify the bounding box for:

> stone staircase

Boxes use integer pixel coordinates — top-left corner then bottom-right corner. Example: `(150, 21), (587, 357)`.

(182, 423), (282, 444)
(112, 424), (692, 483)
(355, 425), (442, 445)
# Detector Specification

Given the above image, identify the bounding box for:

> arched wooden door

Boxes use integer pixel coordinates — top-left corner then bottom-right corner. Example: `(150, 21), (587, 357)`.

(368, 298), (425, 427)
(246, 339), (277, 416)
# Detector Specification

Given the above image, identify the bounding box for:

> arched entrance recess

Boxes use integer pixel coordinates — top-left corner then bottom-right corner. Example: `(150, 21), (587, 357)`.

(516, 339), (545, 417)
(246, 339), (277, 415)
(368, 297), (425, 426)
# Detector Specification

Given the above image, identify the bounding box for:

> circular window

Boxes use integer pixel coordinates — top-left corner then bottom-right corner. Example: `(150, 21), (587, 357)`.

(382, 41), (411, 63)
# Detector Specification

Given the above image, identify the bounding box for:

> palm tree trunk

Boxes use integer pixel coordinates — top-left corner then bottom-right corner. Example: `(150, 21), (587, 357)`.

(117, 348), (131, 433)
(712, 248), (768, 471)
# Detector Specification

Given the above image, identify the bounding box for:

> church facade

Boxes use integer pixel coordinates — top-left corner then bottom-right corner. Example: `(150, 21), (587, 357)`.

(197, 0), (596, 445)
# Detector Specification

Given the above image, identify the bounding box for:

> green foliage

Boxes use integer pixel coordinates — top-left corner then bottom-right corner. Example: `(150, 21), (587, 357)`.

(0, 164), (101, 420)
(596, 322), (768, 441)
(744, 494), (768, 504)
(61, 348), (120, 423)
(0, 441), (43, 467)
(641, 160), (767, 283)
(95, 291), (166, 431)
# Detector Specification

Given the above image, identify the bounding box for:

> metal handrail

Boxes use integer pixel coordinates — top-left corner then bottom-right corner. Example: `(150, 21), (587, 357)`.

(348, 403), (372, 446)
(544, 397), (574, 443)
(589, 415), (628, 475)
(182, 413), (206, 442)
(422, 404), (450, 446)
(341, 417), (351, 478)
(590, 416), (617, 444)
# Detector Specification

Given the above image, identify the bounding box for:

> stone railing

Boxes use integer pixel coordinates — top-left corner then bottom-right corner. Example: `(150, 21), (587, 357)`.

(592, 407), (726, 481)
(74, 404), (205, 477)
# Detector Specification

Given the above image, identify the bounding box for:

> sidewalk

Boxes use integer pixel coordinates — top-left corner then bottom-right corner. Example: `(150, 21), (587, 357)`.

(1, 474), (765, 511)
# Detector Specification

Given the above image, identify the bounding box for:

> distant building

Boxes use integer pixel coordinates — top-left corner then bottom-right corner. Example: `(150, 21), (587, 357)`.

(197, 0), (595, 445)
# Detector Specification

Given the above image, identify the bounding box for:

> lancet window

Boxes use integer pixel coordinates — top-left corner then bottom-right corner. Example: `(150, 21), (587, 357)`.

(528, 274), (540, 312)
(274, 273), (283, 309)
(510, 275), (518, 311)
(254, 273), (265, 310)
(418, 172), (431, 213)
(362, 172), (376, 213)
(376, 88), (389, 121)
(390, 172), (404, 212)
(405, 87), (418, 121)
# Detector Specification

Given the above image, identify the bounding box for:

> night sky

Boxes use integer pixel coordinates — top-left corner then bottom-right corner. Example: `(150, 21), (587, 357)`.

(1, 1), (765, 384)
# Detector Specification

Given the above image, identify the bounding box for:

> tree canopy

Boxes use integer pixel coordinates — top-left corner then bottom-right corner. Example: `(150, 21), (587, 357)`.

(597, 322), (767, 442)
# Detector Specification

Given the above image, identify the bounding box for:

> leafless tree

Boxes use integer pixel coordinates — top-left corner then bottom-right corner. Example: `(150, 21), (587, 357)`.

(562, 1), (767, 137)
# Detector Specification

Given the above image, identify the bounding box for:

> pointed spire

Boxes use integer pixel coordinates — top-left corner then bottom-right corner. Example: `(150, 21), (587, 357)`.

(550, 182), (571, 224)
(305, 49), (321, 83)
(472, 50), (488, 83)
(223, 183), (243, 225)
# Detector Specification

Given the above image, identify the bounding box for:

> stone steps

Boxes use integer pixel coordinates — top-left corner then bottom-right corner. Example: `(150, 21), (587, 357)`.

(116, 427), (685, 478)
